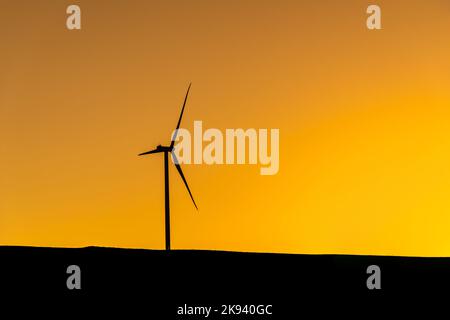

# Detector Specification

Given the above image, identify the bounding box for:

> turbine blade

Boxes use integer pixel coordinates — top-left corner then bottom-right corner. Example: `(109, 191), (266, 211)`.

(138, 148), (163, 156)
(170, 83), (191, 149)
(172, 153), (198, 210)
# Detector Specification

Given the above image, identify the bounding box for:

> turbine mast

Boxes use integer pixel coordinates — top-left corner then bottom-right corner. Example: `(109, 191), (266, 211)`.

(164, 151), (171, 250)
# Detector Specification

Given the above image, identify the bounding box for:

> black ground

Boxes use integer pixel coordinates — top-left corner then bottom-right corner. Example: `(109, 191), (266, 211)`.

(1, 246), (448, 316)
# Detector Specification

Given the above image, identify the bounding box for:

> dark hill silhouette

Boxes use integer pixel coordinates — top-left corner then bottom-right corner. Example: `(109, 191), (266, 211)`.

(1, 246), (448, 316)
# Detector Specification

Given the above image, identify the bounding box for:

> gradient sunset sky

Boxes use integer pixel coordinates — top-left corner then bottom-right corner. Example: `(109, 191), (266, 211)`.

(1, 0), (450, 256)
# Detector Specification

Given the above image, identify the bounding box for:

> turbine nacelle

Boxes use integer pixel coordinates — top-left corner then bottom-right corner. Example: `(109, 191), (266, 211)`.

(157, 145), (172, 152)
(138, 144), (173, 155)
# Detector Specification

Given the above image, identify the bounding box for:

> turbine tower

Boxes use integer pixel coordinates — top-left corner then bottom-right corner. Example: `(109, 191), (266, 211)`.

(138, 83), (198, 251)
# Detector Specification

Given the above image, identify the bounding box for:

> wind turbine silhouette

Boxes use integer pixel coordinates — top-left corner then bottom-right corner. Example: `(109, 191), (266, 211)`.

(138, 83), (198, 251)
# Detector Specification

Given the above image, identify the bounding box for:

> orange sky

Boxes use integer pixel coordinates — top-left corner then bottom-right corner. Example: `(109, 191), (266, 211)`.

(1, 1), (450, 256)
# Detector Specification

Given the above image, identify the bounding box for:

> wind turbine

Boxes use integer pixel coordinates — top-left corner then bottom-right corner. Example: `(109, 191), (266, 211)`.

(138, 83), (198, 251)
